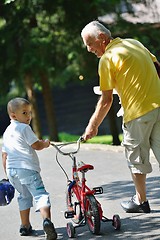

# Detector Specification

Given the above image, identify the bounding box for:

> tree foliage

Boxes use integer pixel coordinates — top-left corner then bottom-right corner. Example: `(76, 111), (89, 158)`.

(0, 0), (125, 98)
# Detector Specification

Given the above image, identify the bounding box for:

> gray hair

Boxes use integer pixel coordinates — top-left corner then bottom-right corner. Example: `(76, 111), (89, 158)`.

(7, 97), (30, 115)
(81, 20), (111, 39)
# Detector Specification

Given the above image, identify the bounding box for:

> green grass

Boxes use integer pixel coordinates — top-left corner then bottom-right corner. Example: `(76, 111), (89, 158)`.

(1, 132), (123, 145)
(58, 132), (123, 145)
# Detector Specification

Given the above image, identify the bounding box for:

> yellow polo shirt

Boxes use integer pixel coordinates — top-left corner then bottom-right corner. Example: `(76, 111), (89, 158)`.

(99, 37), (160, 123)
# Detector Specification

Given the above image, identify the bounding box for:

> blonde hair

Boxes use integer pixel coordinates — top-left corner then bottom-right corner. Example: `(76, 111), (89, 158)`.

(7, 98), (30, 115)
(81, 20), (111, 39)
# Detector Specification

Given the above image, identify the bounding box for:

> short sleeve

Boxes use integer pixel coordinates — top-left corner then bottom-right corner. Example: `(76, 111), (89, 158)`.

(98, 55), (115, 91)
(22, 125), (39, 146)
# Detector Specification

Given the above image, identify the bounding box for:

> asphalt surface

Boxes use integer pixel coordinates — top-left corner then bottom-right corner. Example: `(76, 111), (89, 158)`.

(1, 142), (160, 240)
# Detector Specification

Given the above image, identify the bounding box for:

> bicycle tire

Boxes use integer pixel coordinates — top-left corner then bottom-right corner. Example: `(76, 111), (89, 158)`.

(66, 222), (75, 238)
(85, 194), (101, 235)
(112, 214), (121, 230)
(66, 187), (83, 224)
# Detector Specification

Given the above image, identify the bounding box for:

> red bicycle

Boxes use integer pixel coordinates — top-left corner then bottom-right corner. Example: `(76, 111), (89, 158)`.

(51, 137), (121, 238)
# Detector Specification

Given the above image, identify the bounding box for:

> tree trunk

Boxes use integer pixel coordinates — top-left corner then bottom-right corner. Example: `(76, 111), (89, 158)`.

(24, 73), (42, 139)
(40, 72), (59, 141)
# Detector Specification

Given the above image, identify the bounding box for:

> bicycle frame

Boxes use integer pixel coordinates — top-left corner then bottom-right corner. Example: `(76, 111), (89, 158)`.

(66, 150), (103, 221)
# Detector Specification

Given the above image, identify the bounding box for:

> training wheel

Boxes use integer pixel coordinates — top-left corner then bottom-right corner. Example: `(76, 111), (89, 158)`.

(112, 214), (121, 230)
(66, 222), (75, 238)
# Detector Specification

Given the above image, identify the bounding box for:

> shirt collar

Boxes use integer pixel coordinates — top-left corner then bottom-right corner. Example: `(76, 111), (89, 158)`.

(105, 37), (122, 51)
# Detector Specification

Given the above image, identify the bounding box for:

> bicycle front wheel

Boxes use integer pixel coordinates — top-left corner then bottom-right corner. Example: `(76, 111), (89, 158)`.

(66, 187), (83, 224)
(85, 194), (101, 235)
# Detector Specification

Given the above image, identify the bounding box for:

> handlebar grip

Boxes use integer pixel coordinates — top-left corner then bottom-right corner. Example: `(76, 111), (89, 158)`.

(79, 136), (85, 142)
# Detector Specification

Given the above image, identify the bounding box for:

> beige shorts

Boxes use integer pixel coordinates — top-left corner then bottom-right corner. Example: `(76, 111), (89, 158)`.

(122, 108), (160, 174)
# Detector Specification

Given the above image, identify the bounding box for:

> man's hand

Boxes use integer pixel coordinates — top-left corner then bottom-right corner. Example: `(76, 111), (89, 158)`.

(83, 124), (98, 141)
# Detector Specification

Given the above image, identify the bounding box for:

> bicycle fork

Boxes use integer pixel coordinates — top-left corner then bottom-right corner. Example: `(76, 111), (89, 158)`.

(65, 180), (82, 219)
(65, 179), (103, 221)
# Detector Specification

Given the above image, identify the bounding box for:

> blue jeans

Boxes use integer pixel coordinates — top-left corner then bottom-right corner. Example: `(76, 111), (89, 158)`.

(7, 168), (51, 211)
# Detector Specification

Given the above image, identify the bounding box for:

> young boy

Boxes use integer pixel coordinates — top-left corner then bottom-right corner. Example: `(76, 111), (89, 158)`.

(2, 97), (57, 240)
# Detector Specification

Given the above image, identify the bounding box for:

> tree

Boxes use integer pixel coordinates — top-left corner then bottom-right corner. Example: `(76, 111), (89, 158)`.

(0, 0), (60, 140)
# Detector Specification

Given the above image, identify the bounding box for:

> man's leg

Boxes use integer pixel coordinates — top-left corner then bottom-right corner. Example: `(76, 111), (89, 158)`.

(121, 171), (150, 213)
(131, 173), (147, 203)
(120, 111), (156, 213)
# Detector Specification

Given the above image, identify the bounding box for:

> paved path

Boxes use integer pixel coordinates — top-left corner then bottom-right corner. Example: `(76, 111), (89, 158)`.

(0, 143), (160, 239)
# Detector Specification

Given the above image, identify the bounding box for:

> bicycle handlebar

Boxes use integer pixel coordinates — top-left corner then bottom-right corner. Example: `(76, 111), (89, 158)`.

(51, 136), (84, 156)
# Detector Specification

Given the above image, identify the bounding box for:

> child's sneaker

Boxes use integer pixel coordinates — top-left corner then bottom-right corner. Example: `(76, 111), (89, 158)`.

(43, 218), (57, 240)
(19, 224), (32, 236)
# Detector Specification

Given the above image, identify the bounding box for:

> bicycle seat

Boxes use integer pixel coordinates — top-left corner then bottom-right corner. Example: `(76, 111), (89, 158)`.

(77, 164), (94, 172)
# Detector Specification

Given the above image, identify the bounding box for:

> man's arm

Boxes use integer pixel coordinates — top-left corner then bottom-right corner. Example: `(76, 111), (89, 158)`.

(83, 90), (113, 140)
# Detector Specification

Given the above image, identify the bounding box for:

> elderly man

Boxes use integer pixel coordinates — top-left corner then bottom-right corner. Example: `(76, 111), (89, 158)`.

(81, 20), (160, 213)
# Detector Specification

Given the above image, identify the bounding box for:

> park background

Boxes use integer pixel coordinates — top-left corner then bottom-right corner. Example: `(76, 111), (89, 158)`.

(0, 0), (160, 145)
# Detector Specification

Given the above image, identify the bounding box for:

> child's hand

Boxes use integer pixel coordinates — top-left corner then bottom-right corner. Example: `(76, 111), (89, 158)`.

(44, 139), (50, 148)
(32, 139), (50, 150)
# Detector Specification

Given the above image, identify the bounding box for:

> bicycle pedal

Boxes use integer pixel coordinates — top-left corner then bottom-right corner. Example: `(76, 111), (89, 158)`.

(64, 210), (75, 219)
(93, 187), (103, 195)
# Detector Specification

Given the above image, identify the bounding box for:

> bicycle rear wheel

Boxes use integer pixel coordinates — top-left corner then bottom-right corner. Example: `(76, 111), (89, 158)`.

(66, 187), (83, 224)
(85, 194), (101, 234)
